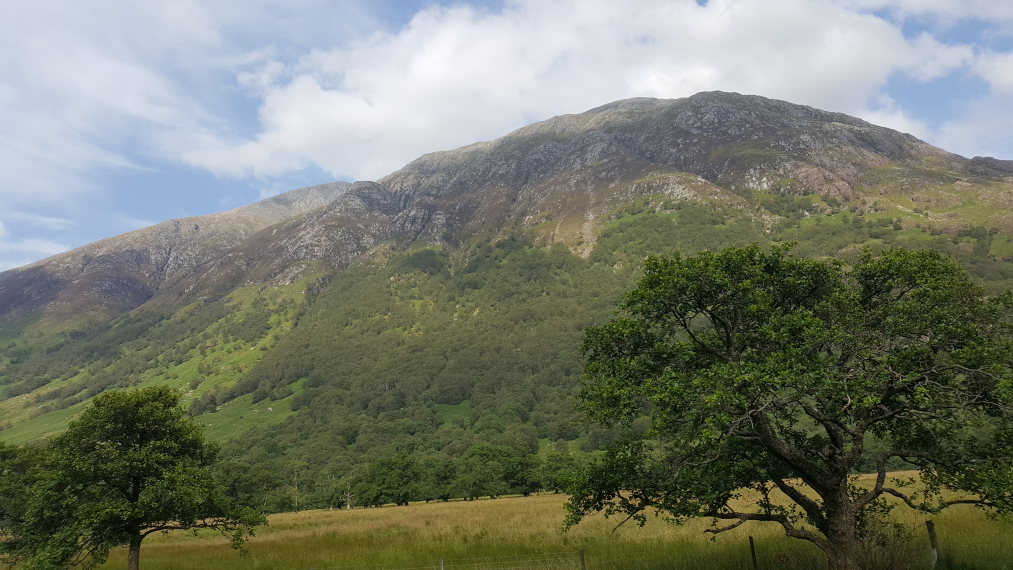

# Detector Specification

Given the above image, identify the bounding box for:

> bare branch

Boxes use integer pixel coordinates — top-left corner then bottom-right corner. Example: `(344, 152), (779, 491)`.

(706, 509), (829, 551)
(704, 516), (749, 534)
(797, 400), (851, 455)
(609, 512), (639, 536)
(853, 459), (899, 517)
(881, 487), (923, 510)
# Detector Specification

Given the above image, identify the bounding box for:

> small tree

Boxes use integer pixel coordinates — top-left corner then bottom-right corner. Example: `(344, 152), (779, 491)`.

(14, 386), (265, 570)
(566, 245), (1013, 570)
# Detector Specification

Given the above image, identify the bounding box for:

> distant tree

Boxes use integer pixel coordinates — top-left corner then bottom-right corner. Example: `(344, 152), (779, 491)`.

(566, 245), (1013, 570)
(535, 452), (581, 493)
(10, 386), (265, 570)
(352, 452), (422, 507)
(452, 452), (509, 500)
(417, 453), (457, 502)
(452, 444), (538, 499)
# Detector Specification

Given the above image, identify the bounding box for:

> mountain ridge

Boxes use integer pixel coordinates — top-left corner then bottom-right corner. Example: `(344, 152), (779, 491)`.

(0, 91), (1003, 329)
(0, 181), (349, 324)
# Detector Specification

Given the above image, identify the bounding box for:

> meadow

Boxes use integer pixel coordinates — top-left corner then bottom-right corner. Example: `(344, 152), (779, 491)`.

(96, 491), (1012, 570)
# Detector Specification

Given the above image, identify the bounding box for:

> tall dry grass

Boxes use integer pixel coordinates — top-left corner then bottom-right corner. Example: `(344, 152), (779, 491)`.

(92, 489), (1011, 570)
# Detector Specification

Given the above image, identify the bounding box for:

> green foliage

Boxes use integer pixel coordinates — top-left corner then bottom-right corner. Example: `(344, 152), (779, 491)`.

(0, 442), (42, 565)
(4, 387), (264, 569)
(4, 194), (1013, 519)
(567, 245), (1013, 570)
(201, 237), (626, 510)
(452, 443), (539, 499)
(591, 205), (763, 265)
(353, 452), (423, 507)
(535, 451), (581, 493)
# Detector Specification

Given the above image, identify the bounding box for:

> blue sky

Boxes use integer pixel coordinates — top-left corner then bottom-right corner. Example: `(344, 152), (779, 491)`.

(1, 0), (1012, 270)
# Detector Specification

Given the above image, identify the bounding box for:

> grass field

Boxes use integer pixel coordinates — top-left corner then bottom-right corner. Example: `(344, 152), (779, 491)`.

(93, 492), (1012, 570)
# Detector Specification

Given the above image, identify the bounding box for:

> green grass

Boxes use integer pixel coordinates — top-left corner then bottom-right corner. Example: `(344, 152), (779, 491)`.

(199, 382), (303, 442)
(86, 490), (1012, 570)
(0, 400), (88, 444)
(434, 401), (473, 426)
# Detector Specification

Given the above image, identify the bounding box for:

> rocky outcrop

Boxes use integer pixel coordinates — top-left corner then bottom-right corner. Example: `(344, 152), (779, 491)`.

(0, 182), (349, 322)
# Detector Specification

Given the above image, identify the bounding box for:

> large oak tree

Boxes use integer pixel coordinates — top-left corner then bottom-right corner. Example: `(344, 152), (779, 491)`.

(566, 245), (1013, 570)
(10, 386), (264, 570)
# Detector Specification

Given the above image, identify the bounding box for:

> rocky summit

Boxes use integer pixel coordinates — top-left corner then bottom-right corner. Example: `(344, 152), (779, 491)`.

(0, 92), (992, 327)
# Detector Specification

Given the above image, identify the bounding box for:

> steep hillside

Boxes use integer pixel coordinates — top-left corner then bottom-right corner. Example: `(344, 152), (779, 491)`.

(1, 92), (1012, 509)
(0, 182), (349, 329)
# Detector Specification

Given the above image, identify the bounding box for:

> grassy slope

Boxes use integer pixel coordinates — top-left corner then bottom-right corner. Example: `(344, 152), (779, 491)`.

(0, 272), (325, 444)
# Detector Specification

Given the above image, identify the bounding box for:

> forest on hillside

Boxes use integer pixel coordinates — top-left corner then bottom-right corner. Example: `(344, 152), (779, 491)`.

(2, 194), (1013, 512)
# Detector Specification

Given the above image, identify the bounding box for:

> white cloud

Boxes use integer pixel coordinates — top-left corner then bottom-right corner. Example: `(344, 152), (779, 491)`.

(902, 33), (975, 81)
(0, 232), (69, 271)
(184, 0), (994, 182)
(845, 1), (1013, 24)
(0, 210), (73, 269)
(0, 2), (217, 205)
(974, 50), (1013, 93)
(934, 93), (1013, 159)
(2, 0), (1013, 271)
(0, 1), (381, 205)
(3, 212), (75, 231)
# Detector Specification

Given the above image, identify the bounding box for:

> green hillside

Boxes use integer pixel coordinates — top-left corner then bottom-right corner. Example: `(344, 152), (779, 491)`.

(3, 170), (1013, 509)
(2, 92), (1013, 512)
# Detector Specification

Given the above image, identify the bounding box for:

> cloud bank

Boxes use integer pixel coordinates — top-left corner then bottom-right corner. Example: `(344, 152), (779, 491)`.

(184, 0), (1010, 182)
(1, 0), (1011, 268)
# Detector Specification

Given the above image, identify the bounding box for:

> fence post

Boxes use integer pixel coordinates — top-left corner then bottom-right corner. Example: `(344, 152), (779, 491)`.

(439, 556), (445, 570)
(579, 547), (586, 570)
(925, 520), (939, 569)
(748, 536), (759, 570)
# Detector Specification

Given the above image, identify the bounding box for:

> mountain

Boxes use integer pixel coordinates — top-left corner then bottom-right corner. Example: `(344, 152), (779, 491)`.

(0, 182), (349, 327)
(1, 92), (1012, 510)
(6, 91), (999, 331)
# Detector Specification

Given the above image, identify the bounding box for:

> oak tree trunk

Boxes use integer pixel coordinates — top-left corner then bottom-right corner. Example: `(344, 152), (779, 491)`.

(826, 545), (862, 570)
(127, 533), (142, 570)
(825, 502), (862, 570)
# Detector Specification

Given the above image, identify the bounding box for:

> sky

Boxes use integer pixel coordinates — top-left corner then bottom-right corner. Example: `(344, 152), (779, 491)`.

(1, 0), (1012, 271)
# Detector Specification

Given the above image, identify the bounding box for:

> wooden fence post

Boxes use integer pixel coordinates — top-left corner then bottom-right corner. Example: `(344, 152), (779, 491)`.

(579, 547), (586, 570)
(439, 556), (445, 570)
(926, 520), (939, 569)
(748, 536), (759, 570)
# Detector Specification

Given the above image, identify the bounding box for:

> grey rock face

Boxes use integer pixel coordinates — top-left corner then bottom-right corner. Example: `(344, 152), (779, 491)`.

(0, 92), (983, 324)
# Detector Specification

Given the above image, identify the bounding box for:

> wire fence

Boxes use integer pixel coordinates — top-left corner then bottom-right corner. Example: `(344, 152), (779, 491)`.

(306, 549), (598, 570)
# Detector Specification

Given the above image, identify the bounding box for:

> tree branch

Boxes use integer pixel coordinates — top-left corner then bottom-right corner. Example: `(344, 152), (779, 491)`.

(771, 477), (828, 532)
(750, 411), (832, 495)
(705, 509), (829, 551)
(881, 487), (923, 510)
(853, 461), (888, 510)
